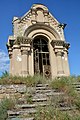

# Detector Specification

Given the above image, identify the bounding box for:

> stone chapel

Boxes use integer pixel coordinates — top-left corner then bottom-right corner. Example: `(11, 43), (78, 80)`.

(7, 4), (70, 78)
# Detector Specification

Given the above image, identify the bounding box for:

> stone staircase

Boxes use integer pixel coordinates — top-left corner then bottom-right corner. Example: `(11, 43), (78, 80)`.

(6, 83), (80, 120)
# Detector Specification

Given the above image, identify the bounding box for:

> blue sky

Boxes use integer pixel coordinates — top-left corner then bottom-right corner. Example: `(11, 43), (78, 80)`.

(0, 0), (80, 76)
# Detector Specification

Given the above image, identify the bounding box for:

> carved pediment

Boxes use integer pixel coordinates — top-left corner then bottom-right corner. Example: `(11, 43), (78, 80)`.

(19, 4), (59, 26)
(12, 4), (66, 41)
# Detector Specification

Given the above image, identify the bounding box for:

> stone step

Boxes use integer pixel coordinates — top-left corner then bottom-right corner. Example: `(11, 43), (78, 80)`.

(73, 82), (80, 85)
(35, 89), (52, 93)
(16, 103), (49, 110)
(75, 85), (80, 88)
(7, 111), (20, 117)
(45, 91), (64, 96)
(8, 109), (36, 118)
(8, 106), (75, 118)
(16, 104), (36, 109)
(36, 84), (48, 87)
(33, 94), (47, 100)
(7, 117), (34, 120)
(35, 86), (49, 90)
(58, 106), (77, 111)
(76, 88), (80, 91)
(32, 97), (47, 102)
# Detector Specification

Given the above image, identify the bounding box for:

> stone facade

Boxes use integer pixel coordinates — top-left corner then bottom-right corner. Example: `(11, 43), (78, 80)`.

(7, 4), (70, 78)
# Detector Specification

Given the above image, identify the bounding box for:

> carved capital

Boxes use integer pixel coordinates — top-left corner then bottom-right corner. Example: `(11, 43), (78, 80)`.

(14, 36), (32, 45)
(51, 40), (64, 47)
(51, 40), (70, 50)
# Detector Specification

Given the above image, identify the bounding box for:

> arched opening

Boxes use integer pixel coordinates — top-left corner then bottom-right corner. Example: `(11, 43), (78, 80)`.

(33, 36), (51, 77)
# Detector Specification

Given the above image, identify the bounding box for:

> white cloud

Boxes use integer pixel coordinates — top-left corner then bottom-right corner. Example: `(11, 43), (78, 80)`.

(0, 49), (10, 74)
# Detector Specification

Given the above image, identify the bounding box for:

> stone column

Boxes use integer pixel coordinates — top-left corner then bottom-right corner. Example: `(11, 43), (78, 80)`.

(21, 44), (30, 77)
(12, 45), (21, 76)
(8, 48), (12, 75)
(64, 49), (70, 76)
(56, 51), (64, 76)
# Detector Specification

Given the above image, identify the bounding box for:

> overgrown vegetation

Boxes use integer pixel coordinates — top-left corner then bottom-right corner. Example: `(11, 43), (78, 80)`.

(0, 72), (46, 86)
(35, 106), (80, 120)
(0, 98), (15, 120)
(50, 76), (80, 111)
(0, 73), (80, 119)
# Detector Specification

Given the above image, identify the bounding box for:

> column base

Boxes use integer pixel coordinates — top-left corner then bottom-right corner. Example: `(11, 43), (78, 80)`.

(21, 71), (29, 77)
(57, 71), (65, 77)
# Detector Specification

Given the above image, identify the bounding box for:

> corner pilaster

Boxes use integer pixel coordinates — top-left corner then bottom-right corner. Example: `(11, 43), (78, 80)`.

(20, 44), (31, 76)
(55, 50), (64, 76)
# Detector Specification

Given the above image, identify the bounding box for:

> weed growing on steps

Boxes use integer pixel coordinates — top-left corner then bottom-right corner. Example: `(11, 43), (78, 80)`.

(26, 93), (33, 104)
(35, 105), (80, 120)
(0, 74), (80, 119)
(0, 98), (16, 120)
(0, 73), (47, 86)
(50, 76), (80, 110)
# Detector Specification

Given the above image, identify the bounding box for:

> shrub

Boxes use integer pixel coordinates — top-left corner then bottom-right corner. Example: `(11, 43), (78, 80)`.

(74, 94), (80, 110)
(0, 105), (7, 120)
(1, 98), (15, 110)
(76, 75), (80, 82)
(50, 77), (70, 91)
(0, 98), (15, 120)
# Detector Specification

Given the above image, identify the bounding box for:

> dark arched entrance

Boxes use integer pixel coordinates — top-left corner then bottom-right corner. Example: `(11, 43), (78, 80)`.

(33, 36), (51, 77)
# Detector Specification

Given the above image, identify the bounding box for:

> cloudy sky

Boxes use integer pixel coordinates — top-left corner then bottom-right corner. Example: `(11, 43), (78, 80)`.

(0, 49), (9, 76)
(0, 0), (80, 76)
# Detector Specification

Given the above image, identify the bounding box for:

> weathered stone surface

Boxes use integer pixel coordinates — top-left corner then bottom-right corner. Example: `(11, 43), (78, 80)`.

(7, 4), (70, 78)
